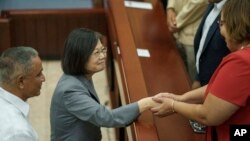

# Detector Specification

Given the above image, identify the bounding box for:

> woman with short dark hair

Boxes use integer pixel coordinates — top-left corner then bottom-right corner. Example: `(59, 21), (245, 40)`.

(50, 28), (158, 141)
(62, 28), (102, 75)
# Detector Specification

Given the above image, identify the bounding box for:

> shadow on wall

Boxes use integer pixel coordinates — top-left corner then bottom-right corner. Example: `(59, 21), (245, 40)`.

(0, 0), (93, 10)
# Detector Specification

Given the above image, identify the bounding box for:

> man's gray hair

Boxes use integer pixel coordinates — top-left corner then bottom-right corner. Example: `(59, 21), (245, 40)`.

(0, 47), (38, 85)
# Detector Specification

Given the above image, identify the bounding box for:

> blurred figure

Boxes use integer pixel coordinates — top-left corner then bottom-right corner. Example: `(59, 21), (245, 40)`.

(166, 0), (208, 81)
(193, 0), (230, 89)
(0, 47), (45, 141)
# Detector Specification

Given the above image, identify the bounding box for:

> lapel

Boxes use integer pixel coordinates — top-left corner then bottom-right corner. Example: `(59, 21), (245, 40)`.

(78, 76), (100, 103)
(198, 4), (214, 35)
(202, 15), (220, 53)
(194, 4), (214, 53)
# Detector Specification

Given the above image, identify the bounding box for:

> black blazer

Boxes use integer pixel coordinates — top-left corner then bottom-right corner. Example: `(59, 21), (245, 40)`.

(194, 4), (230, 86)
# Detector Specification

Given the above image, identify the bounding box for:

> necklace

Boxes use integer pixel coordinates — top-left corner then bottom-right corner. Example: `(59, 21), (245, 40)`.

(240, 43), (250, 50)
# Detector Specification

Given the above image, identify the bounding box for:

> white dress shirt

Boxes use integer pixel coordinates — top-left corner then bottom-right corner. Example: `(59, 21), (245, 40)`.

(0, 87), (38, 141)
(195, 0), (226, 73)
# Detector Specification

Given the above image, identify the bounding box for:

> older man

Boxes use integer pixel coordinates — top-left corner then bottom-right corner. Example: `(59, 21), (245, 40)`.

(0, 47), (45, 141)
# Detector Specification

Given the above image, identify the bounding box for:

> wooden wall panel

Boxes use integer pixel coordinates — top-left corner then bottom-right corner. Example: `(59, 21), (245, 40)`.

(36, 17), (48, 56)
(46, 15), (58, 57)
(25, 17), (37, 49)
(0, 18), (11, 53)
(1, 9), (108, 59)
(10, 17), (26, 46)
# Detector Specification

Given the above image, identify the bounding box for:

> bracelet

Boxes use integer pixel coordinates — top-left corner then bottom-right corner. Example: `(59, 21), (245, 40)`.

(171, 100), (175, 112)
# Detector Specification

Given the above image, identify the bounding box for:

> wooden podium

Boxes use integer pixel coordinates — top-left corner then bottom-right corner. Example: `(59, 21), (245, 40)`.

(105, 0), (205, 141)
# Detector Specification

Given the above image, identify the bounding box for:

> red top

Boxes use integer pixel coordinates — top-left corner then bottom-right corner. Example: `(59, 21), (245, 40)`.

(205, 47), (250, 141)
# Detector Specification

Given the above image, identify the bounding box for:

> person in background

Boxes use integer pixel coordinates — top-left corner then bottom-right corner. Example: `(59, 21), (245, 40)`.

(0, 47), (45, 141)
(151, 0), (250, 141)
(50, 28), (159, 141)
(166, 0), (207, 81)
(191, 0), (230, 133)
(193, 0), (230, 89)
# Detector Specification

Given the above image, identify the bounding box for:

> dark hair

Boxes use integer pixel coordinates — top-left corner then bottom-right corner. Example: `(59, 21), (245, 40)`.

(62, 28), (102, 75)
(0, 47), (38, 84)
(222, 0), (250, 43)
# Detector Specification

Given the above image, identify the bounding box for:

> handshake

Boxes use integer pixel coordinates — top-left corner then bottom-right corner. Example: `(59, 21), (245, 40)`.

(138, 93), (181, 117)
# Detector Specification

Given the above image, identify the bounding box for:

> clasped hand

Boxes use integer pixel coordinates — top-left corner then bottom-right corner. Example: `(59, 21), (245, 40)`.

(150, 93), (179, 117)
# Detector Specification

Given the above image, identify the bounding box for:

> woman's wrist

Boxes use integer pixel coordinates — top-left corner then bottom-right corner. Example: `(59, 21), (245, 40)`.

(138, 97), (152, 113)
(171, 99), (175, 113)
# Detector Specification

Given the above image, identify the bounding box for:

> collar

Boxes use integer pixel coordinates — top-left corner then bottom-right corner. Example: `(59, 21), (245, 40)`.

(214, 0), (227, 11)
(78, 75), (100, 102)
(0, 87), (30, 118)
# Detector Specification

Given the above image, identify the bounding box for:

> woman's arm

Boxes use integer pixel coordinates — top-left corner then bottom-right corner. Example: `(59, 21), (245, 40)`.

(151, 85), (207, 117)
(152, 88), (239, 125)
(153, 85), (207, 104)
(181, 85), (207, 103)
(173, 93), (239, 126)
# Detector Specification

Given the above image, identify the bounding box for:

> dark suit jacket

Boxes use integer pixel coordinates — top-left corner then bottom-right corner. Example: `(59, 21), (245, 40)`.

(194, 4), (230, 86)
(50, 74), (140, 141)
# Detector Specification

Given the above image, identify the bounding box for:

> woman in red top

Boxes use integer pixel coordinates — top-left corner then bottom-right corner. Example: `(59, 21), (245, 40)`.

(151, 0), (250, 141)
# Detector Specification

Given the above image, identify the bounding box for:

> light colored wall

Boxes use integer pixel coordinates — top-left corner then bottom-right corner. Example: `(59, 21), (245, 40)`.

(0, 0), (92, 10)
